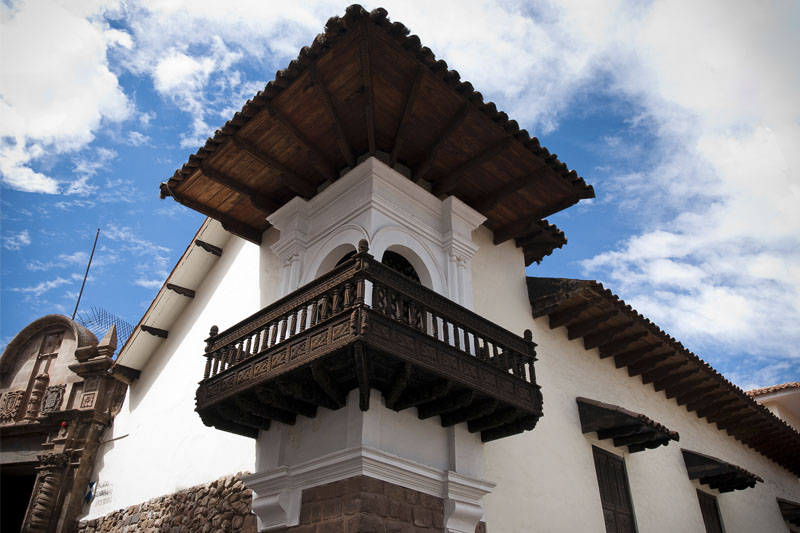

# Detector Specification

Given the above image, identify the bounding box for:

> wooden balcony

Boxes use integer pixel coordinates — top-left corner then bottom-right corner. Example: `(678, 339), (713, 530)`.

(196, 241), (542, 442)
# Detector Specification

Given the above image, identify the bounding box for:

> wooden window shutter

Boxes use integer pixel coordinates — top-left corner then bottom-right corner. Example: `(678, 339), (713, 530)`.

(697, 490), (724, 533)
(592, 446), (637, 533)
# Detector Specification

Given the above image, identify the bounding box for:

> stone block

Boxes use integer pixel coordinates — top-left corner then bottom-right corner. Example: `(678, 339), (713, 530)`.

(321, 497), (342, 520)
(317, 518), (344, 533)
(344, 514), (385, 533)
(300, 501), (322, 524)
(412, 507), (431, 528)
(418, 494), (441, 511)
(385, 519), (414, 533)
(342, 492), (362, 515)
(362, 492), (388, 517)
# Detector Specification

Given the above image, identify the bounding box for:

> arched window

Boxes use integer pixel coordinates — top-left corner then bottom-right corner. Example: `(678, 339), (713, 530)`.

(380, 250), (420, 283)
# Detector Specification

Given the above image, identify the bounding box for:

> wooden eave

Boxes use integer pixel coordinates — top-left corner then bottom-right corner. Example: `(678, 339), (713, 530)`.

(681, 448), (763, 492)
(576, 397), (679, 453)
(777, 497), (800, 527)
(160, 5), (593, 264)
(527, 276), (800, 477)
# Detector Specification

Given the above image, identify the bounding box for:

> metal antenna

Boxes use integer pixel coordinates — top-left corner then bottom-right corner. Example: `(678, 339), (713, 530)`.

(72, 228), (100, 320)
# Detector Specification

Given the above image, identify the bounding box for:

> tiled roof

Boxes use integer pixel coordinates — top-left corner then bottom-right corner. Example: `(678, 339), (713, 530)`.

(527, 277), (800, 477)
(746, 382), (800, 397)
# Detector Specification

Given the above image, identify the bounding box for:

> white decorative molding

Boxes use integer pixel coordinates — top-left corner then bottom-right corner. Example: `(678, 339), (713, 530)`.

(263, 157), (486, 308)
(243, 445), (495, 532)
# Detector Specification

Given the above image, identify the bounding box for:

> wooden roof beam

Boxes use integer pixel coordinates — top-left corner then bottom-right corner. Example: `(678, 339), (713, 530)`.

(433, 137), (514, 196)
(268, 103), (336, 181)
(384, 363), (413, 410)
(675, 384), (719, 407)
(659, 373), (704, 395)
(598, 330), (649, 359)
(415, 103), (470, 182)
(199, 164), (279, 213)
(696, 397), (738, 419)
(440, 399), (497, 427)
(166, 283), (195, 298)
(613, 345), (659, 369)
(310, 65), (356, 168)
(394, 380), (452, 411)
(583, 322), (634, 350)
(170, 189), (263, 244)
(567, 310), (619, 340)
(390, 65), (425, 167)
(195, 239), (222, 257)
(472, 169), (545, 213)
(141, 325), (168, 338)
(492, 197), (579, 245)
(640, 360), (687, 385)
(686, 391), (727, 414)
(548, 300), (593, 329)
(652, 369), (698, 392)
(231, 136), (316, 198)
(360, 21), (376, 156)
(626, 350), (676, 376)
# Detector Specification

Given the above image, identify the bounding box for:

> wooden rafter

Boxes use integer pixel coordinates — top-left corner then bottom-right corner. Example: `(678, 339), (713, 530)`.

(390, 65), (425, 167)
(625, 349), (674, 375)
(310, 65), (356, 168)
(583, 322), (634, 350)
(166, 283), (195, 298)
(415, 103), (470, 182)
(268, 103), (336, 181)
(598, 330), (649, 359)
(433, 137), (514, 196)
(640, 360), (687, 385)
(198, 164), (278, 213)
(548, 300), (592, 329)
(360, 21), (376, 155)
(231, 136), (316, 198)
(613, 345), (659, 369)
(567, 310), (619, 340)
(492, 197), (579, 245)
(170, 189), (262, 244)
(472, 168), (546, 213)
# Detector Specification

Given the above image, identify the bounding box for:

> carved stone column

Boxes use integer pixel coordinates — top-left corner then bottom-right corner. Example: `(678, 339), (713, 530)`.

(24, 372), (49, 421)
(24, 452), (70, 532)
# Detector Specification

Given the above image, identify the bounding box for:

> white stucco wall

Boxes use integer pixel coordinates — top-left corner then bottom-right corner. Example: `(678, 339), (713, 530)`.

(471, 226), (800, 532)
(82, 235), (265, 519)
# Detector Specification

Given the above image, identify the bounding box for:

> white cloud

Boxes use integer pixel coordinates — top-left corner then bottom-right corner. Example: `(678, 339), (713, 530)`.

(10, 276), (72, 298)
(127, 131), (149, 146)
(103, 224), (172, 289)
(3, 229), (31, 250)
(0, 0), (130, 193)
(576, 1), (800, 361)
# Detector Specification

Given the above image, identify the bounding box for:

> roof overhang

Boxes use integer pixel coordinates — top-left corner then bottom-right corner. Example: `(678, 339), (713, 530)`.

(160, 5), (593, 265)
(528, 276), (800, 477)
(681, 448), (762, 492)
(577, 397), (679, 453)
(114, 218), (230, 373)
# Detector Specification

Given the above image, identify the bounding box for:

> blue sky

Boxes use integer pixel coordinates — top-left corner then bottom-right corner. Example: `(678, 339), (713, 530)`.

(2, 1), (799, 389)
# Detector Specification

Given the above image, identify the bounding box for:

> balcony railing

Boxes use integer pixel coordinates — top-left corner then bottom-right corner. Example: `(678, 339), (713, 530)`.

(196, 240), (543, 442)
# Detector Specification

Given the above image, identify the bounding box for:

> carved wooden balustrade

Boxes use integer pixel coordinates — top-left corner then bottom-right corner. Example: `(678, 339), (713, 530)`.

(196, 241), (543, 442)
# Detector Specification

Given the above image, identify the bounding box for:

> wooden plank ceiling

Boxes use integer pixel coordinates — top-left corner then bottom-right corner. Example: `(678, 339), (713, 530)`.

(159, 5), (594, 265)
(527, 277), (800, 478)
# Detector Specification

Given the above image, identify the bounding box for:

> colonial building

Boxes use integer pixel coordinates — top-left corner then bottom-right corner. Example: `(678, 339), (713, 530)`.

(55, 5), (800, 532)
(0, 316), (127, 532)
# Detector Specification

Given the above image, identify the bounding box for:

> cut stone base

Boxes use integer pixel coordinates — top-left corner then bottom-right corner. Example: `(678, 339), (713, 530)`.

(272, 475), (443, 533)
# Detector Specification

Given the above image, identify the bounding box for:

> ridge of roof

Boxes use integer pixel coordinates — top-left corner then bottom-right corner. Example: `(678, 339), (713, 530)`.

(747, 382), (800, 397)
(527, 276), (800, 477)
(163, 4), (594, 200)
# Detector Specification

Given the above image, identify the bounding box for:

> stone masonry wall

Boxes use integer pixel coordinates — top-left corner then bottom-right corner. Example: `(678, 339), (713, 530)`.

(277, 475), (444, 533)
(75, 473), (256, 533)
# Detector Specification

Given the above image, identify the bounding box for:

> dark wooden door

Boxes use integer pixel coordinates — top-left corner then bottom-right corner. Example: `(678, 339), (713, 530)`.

(593, 447), (637, 533)
(697, 490), (724, 533)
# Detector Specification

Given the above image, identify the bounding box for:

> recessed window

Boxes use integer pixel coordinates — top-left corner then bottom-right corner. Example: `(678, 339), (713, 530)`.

(381, 250), (420, 283)
(592, 446), (637, 533)
(697, 490), (724, 533)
